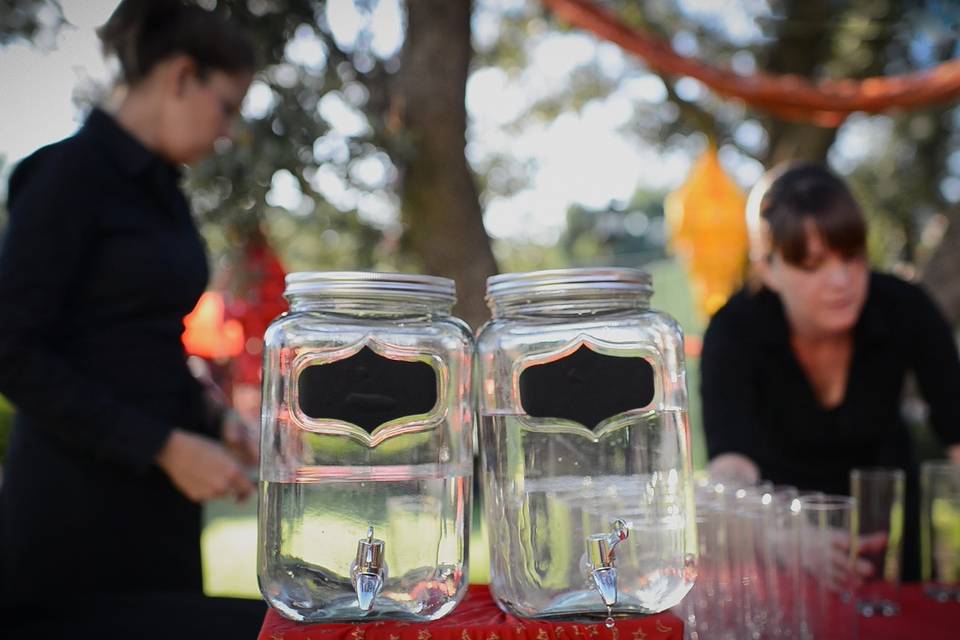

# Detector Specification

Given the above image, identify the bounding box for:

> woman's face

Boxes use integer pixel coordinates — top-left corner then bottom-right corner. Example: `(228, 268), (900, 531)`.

(163, 67), (252, 165)
(764, 220), (869, 337)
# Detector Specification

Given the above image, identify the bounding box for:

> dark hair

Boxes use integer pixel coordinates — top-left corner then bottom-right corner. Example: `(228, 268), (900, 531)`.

(759, 163), (867, 266)
(97, 0), (256, 86)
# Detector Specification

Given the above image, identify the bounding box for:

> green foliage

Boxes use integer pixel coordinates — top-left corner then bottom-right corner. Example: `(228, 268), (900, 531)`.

(0, 394), (13, 465)
(560, 188), (668, 269)
(184, 0), (412, 276)
(846, 106), (960, 271)
(0, 0), (62, 46)
(518, 0), (960, 281)
(492, 240), (566, 273)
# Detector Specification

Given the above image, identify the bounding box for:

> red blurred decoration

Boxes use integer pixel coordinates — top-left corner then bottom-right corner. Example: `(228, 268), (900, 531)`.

(542, 0), (960, 127)
(182, 229), (288, 422)
(223, 233), (288, 388)
(182, 292), (245, 360)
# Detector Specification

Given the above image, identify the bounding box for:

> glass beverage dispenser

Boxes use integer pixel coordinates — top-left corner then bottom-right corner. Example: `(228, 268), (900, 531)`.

(476, 268), (697, 621)
(258, 272), (474, 623)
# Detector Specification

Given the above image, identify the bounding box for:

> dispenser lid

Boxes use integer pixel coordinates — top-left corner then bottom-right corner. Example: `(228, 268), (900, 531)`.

(285, 271), (456, 304)
(487, 267), (653, 298)
(486, 267), (652, 307)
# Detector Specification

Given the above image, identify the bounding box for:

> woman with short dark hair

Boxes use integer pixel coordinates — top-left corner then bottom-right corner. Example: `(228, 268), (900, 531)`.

(701, 162), (960, 577)
(0, 0), (258, 606)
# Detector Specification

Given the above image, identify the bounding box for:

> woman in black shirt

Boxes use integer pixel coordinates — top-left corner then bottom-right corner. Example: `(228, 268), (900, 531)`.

(0, 0), (257, 604)
(701, 163), (960, 577)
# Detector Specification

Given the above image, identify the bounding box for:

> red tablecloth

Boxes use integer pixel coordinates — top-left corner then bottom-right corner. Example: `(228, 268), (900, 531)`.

(859, 584), (960, 639)
(259, 584), (960, 640)
(258, 585), (684, 640)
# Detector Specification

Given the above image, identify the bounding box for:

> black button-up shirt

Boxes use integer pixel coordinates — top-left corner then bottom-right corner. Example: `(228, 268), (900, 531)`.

(0, 108), (213, 599)
(701, 272), (960, 494)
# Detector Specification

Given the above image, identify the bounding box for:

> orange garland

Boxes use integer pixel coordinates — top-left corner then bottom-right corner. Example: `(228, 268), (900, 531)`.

(542, 0), (960, 126)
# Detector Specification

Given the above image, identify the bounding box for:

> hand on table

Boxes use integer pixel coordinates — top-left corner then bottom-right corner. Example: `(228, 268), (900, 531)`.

(854, 531), (889, 581)
(222, 408), (259, 467)
(707, 453), (760, 485)
(156, 428), (255, 503)
(814, 529), (887, 589)
(948, 443), (960, 466)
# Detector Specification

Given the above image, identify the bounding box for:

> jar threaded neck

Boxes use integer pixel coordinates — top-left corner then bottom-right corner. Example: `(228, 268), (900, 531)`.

(284, 271), (456, 315)
(486, 268), (653, 319)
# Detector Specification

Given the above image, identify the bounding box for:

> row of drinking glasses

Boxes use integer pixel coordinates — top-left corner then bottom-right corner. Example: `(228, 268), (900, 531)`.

(675, 461), (960, 639)
(673, 478), (858, 640)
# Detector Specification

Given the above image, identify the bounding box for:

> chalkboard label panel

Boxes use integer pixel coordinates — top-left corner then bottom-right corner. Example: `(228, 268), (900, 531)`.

(519, 345), (655, 429)
(298, 346), (438, 433)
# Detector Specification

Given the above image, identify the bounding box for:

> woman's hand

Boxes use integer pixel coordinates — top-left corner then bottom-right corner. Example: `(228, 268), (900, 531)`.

(799, 524), (887, 593)
(222, 408), (259, 467)
(156, 429), (254, 502)
(707, 453), (760, 485)
(948, 443), (960, 465)
(854, 531), (888, 580)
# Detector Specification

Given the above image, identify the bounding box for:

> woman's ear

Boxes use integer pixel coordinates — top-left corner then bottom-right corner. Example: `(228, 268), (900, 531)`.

(749, 222), (779, 291)
(161, 54), (198, 99)
(754, 254), (779, 292)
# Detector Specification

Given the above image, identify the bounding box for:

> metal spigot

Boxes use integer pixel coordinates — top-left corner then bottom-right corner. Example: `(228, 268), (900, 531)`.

(586, 519), (629, 609)
(351, 527), (386, 612)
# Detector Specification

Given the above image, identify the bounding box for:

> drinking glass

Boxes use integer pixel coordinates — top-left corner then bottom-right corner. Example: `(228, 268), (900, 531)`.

(849, 467), (904, 616)
(798, 495), (858, 640)
(921, 461), (960, 602)
(770, 486), (802, 639)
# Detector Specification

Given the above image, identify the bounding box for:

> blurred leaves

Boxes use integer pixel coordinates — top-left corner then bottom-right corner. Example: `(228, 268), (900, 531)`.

(187, 0), (408, 275)
(501, 1), (959, 292)
(2, 0), (959, 320)
(0, 0), (62, 46)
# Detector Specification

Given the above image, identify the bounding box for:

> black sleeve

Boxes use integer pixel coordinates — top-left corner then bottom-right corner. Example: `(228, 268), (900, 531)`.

(184, 359), (228, 439)
(700, 301), (762, 460)
(0, 149), (173, 473)
(906, 282), (960, 448)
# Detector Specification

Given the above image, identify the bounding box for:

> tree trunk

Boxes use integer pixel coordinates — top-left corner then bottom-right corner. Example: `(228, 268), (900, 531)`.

(393, 0), (498, 329)
(761, 0), (838, 166)
(922, 209), (960, 325)
(764, 123), (837, 166)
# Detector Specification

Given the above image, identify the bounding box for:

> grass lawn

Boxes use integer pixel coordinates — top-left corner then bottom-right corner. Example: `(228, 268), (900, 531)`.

(201, 494), (491, 599)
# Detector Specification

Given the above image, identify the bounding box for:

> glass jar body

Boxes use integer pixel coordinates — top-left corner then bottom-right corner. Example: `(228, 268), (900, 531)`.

(258, 275), (474, 623)
(477, 270), (697, 620)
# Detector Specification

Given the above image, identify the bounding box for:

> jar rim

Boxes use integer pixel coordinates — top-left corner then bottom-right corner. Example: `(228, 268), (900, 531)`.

(486, 267), (652, 306)
(284, 271), (456, 305)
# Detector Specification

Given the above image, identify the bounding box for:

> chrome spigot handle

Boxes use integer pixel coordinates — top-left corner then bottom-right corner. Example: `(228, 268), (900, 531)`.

(355, 526), (386, 574)
(586, 519), (629, 609)
(587, 519), (629, 569)
(352, 526), (386, 612)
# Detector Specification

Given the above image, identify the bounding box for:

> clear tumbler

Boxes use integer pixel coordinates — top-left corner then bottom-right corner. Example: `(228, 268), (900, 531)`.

(798, 495), (858, 640)
(849, 467), (904, 616)
(921, 461), (960, 602)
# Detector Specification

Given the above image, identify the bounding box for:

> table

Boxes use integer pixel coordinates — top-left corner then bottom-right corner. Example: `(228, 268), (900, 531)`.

(259, 584), (960, 640)
(258, 585), (685, 640)
(859, 584), (960, 639)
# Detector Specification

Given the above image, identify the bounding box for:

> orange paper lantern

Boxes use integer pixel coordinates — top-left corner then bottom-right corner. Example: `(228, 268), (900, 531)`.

(665, 146), (749, 317)
(182, 291), (245, 360)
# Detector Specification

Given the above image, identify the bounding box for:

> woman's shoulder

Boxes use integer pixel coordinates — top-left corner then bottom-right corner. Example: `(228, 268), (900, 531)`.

(701, 287), (784, 366)
(866, 271), (946, 325)
(7, 130), (99, 207)
(702, 287), (782, 355)
(709, 286), (775, 331)
(868, 271), (933, 305)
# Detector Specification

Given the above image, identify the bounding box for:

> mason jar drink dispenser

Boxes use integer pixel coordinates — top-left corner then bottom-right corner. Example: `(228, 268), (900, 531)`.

(476, 268), (697, 621)
(258, 272), (474, 623)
